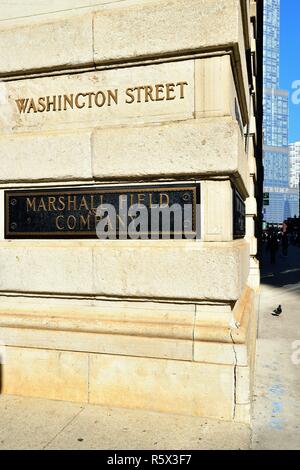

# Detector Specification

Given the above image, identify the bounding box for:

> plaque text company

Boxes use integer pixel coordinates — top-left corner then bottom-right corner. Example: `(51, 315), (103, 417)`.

(5, 183), (200, 240)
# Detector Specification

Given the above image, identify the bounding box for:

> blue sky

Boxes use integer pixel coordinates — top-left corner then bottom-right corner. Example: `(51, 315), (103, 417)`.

(280, 0), (300, 143)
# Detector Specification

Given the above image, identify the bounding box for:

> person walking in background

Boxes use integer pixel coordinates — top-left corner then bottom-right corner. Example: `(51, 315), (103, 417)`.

(282, 232), (289, 256)
(268, 231), (279, 264)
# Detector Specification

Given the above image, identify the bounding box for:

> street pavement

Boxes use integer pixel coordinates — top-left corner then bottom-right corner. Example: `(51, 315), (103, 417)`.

(0, 244), (299, 450)
(0, 395), (250, 450)
(251, 242), (300, 450)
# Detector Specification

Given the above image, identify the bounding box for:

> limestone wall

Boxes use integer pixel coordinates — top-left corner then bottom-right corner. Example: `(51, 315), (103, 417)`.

(0, 0), (259, 423)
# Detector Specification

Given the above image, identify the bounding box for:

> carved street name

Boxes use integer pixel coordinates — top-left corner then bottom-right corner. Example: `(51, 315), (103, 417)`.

(15, 81), (189, 114)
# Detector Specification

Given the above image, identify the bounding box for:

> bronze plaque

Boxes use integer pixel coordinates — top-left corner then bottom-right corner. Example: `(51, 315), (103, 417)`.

(233, 188), (246, 239)
(5, 183), (200, 239)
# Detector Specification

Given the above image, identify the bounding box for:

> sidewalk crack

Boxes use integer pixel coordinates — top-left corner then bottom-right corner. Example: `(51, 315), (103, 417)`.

(42, 406), (85, 450)
(230, 331), (238, 420)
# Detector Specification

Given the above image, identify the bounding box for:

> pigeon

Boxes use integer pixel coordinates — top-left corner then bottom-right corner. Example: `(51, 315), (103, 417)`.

(272, 305), (282, 316)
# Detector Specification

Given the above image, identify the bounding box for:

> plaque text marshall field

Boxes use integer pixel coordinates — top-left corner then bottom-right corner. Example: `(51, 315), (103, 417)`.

(5, 184), (200, 239)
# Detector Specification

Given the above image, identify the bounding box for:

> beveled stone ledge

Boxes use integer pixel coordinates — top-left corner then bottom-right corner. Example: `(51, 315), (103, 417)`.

(0, 287), (253, 342)
(0, 286), (254, 364)
(0, 304), (195, 341)
(0, 118), (250, 198)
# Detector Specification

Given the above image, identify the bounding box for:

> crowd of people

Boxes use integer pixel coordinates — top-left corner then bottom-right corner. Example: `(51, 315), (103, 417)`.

(262, 221), (296, 264)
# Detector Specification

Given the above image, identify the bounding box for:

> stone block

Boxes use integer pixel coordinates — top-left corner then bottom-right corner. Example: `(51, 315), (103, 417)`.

(93, 0), (245, 65)
(248, 257), (260, 291)
(0, 240), (249, 301)
(195, 55), (245, 126)
(0, 131), (92, 182)
(0, 60), (194, 133)
(1, 327), (193, 362)
(92, 118), (250, 197)
(193, 341), (236, 365)
(2, 346), (88, 402)
(202, 180), (233, 242)
(0, 13), (93, 77)
(93, 0), (249, 117)
(236, 366), (251, 405)
(246, 215), (255, 238)
(0, 0), (113, 20)
(195, 304), (234, 329)
(247, 237), (257, 256)
(92, 240), (250, 301)
(89, 353), (235, 420)
(0, 242), (94, 295)
(245, 196), (257, 216)
(234, 403), (251, 424)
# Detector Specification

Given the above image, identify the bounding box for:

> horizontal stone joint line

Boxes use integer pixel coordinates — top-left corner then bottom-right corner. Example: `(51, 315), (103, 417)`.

(4, 342), (243, 367)
(0, 290), (244, 304)
(0, 62), (97, 82)
(0, 1), (128, 23)
(0, 46), (239, 86)
(0, 315), (238, 343)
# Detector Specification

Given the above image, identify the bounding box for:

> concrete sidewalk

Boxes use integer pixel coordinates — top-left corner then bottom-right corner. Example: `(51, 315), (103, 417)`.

(0, 395), (251, 450)
(251, 243), (300, 450)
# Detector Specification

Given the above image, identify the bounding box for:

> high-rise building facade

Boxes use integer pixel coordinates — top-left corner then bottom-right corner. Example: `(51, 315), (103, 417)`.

(289, 142), (300, 189)
(263, 0), (280, 90)
(263, 0), (298, 222)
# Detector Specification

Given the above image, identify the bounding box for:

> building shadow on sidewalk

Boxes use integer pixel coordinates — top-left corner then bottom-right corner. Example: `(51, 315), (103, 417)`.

(261, 243), (300, 289)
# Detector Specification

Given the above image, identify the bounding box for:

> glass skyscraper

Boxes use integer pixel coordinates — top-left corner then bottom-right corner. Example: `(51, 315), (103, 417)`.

(263, 0), (298, 222)
(263, 0), (280, 90)
(289, 142), (300, 189)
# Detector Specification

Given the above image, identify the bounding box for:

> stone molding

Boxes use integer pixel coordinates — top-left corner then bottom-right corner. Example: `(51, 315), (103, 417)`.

(0, 286), (255, 365)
